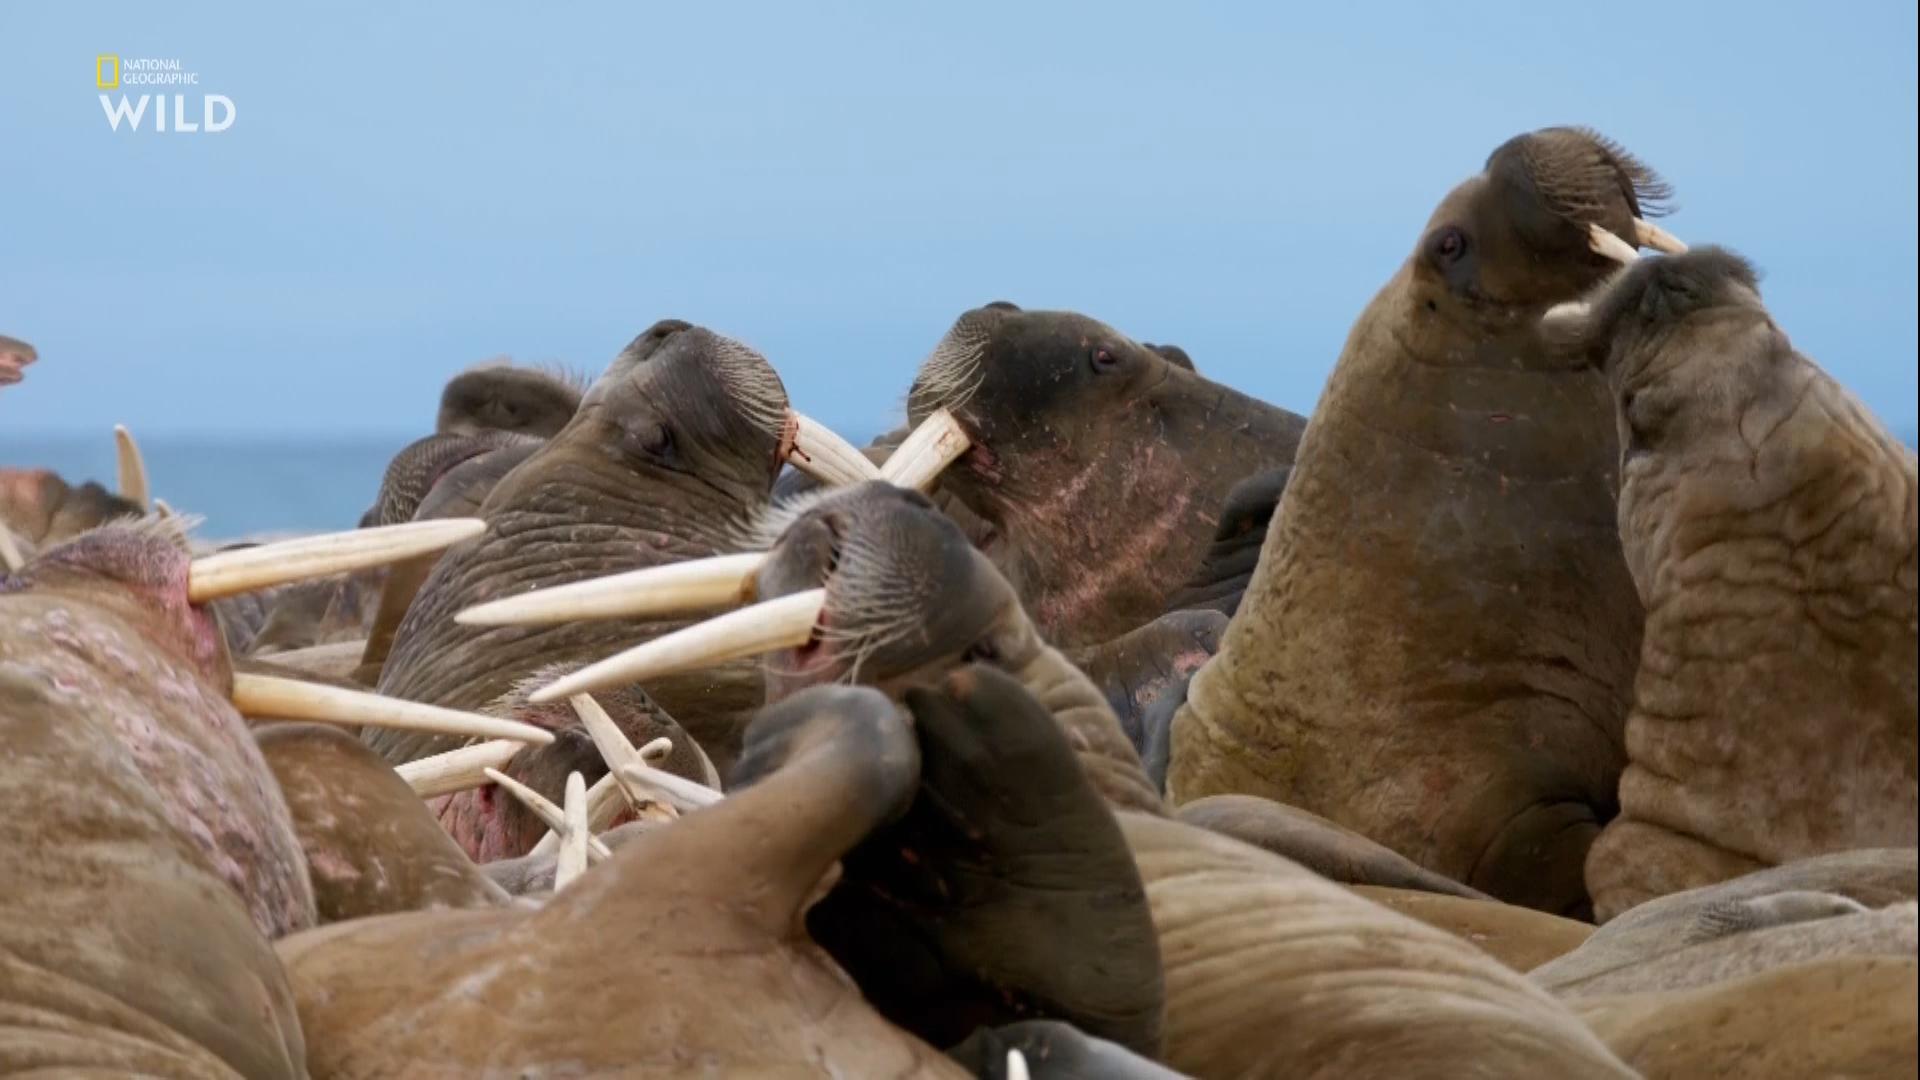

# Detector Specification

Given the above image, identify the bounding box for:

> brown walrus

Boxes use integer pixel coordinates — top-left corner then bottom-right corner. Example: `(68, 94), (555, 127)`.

(1537, 246), (1919, 921)
(435, 356), (588, 439)
(1169, 127), (1677, 915)
(0, 517), (514, 1076)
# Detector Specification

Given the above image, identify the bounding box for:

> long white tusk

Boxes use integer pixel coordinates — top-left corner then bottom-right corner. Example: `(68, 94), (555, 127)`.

(617, 761), (724, 814)
(456, 553), (765, 627)
(1007, 1049), (1029, 1080)
(880, 409), (971, 493)
(188, 518), (485, 603)
(554, 771), (591, 888)
(0, 526), (23, 573)
(1633, 218), (1687, 255)
(1587, 224), (1640, 265)
(231, 673), (555, 746)
(529, 588), (826, 704)
(396, 738), (525, 797)
(637, 736), (673, 763)
(114, 425), (151, 511)
(484, 767), (611, 861)
(786, 412), (883, 487)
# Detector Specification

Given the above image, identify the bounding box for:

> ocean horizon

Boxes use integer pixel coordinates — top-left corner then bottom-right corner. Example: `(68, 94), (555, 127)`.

(5, 424), (1917, 542)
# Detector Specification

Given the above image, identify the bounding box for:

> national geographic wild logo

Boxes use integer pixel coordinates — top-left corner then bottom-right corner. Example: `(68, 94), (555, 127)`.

(95, 54), (236, 133)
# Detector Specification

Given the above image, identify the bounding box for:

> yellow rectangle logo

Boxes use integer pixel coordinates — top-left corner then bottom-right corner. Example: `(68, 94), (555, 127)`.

(96, 54), (119, 89)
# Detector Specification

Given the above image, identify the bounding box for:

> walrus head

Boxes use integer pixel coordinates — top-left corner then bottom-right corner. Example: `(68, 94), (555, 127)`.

(436, 358), (589, 439)
(900, 303), (1307, 643)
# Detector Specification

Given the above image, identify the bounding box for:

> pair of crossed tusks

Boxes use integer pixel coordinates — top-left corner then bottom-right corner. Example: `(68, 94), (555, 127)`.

(1589, 219), (1688, 264)
(783, 408), (971, 493)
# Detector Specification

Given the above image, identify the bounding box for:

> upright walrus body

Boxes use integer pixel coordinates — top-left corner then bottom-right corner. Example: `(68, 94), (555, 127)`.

(1170, 128), (1665, 915)
(1541, 249), (1918, 921)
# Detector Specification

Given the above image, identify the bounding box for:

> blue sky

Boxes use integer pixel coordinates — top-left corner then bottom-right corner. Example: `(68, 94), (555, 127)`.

(2, 2), (1915, 440)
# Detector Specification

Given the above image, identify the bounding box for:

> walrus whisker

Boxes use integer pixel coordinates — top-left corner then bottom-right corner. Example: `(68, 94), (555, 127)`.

(1633, 218), (1687, 254)
(1587, 224), (1640, 264)
(528, 588), (827, 704)
(785, 412), (883, 487)
(455, 552), (766, 627)
(395, 737), (525, 796)
(114, 424), (152, 511)
(230, 674), (556, 746)
(187, 518), (485, 602)
(483, 767), (612, 862)
(554, 771), (591, 888)
(616, 761), (723, 813)
(879, 409), (971, 492)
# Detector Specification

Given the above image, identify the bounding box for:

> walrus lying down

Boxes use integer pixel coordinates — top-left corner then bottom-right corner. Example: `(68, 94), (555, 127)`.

(1541, 247), (1919, 921)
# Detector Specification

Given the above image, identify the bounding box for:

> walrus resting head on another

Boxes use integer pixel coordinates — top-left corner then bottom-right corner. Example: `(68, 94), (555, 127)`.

(1538, 247), (1919, 920)
(904, 302), (1308, 645)
(1170, 126), (1682, 916)
(373, 319), (874, 772)
(435, 356), (588, 438)
(0, 517), (542, 1077)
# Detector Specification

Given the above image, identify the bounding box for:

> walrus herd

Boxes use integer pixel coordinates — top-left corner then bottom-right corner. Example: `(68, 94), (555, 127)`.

(2, 126), (1914, 1078)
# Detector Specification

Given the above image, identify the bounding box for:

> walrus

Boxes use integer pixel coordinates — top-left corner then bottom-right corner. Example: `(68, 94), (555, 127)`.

(0, 516), (532, 1076)
(902, 302), (1309, 645)
(359, 427), (540, 527)
(276, 685), (978, 1076)
(0, 467), (144, 555)
(372, 319), (873, 772)
(435, 356), (587, 438)
(1537, 246), (1919, 920)
(1169, 127), (1683, 915)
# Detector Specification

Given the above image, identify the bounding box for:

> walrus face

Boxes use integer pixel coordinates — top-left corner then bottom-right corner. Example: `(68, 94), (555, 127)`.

(903, 303), (1307, 643)
(1409, 127), (1672, 340)
(436, 359), (587, 438)
(0, 469), (145, 550)
(752, 481), (1022, 700)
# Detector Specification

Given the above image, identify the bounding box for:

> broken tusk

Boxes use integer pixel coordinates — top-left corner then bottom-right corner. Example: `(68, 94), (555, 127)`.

(616, 761), (724, 814)
(484, 767), (612, 861)
(554, 771), (591, 889)
(1587, 224), (1640, 265)
(153, 497), (175, 518)
(880, 409), (970, 492)
(529, 588), (826, 704)
(637, 736), (672, 763)
(786, 412), (883, 487)
(114, 425), (151, 511)
(231, 673), (555, 746)
(1633, 218), (1687, 254)
(188, 518), (485, 603)
(456, 552), (765, 627)
(396, 738), (525, 797)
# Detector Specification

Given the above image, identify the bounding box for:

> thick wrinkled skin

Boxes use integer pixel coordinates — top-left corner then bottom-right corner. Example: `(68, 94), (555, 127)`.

(257, 723), (509, 923)
(1349, 885), (1595, 973)
(1545, 248), (1920, 921)
(278, 686), (969, 1078)
(1165, 466), (1289, 619)
(373, 321), (789, 770)
(1171, 128), (1658, 916)
(797, 666), (1165, 1057)
(1177, 794), (1490, 899)
(0, 528), (311, 1077)
(1120, 812), (1634, 1079)
(906, 304), (1307, 646)
(359, 428), (539, 528)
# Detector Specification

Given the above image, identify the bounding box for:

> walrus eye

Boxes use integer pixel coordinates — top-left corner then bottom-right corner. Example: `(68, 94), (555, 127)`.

(1091, 347), (1121, 374)
(1433, 227), (1469, 265)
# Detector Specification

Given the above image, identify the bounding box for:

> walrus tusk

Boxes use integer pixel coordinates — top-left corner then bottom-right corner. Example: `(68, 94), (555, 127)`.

(455, 552), (765, 627)
(880, 409), (970, 492)
(529, 588), (827, 704)
(637, 736), (672, 763)
(785, 412), (883, 487)
(1587, 224), (1640, 264)
(396, 738), (524, 797)
(616, 761), (724, 814)
(188, 518), (486, 603)
(230, 673), (556, 746)
(153, 498), (175, 518)
(1633, 218), (1688, 254)
(484, 767), (612, 861)
(554, 771), (591, 888)
(114, 424), (151, 511)
(0, 526), (23, 573)
(1007, 1049), (1030, 1080)
(570, 693), (641, 770)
